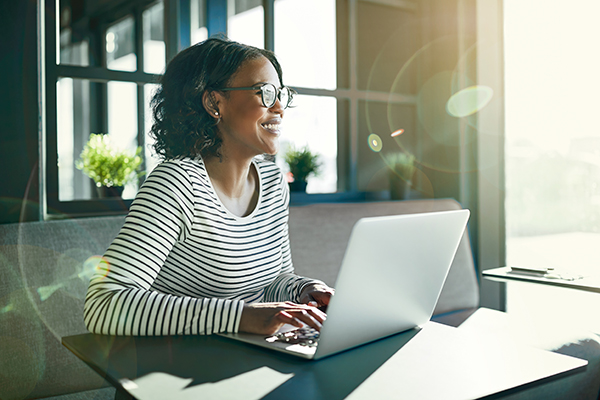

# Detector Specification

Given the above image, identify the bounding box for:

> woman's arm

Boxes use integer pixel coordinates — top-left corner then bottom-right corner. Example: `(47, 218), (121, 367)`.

(83, 161), (244, 335)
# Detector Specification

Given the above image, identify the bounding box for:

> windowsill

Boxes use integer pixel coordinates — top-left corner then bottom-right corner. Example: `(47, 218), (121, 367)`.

(45, 190), (425, 219)
(289, 189), (423, 205)
(45, 198), (131, 220)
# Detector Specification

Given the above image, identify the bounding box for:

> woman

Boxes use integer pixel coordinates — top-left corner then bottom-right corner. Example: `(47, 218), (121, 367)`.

(84, 37), (334, 336)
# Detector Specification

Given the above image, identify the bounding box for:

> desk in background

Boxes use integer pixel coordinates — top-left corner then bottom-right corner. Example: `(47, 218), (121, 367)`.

(483, 266), (600, 293)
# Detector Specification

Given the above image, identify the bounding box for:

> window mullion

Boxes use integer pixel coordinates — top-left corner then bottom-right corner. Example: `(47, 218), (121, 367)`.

(349, 0), (358, 192)
(135, 7), (144, 73)
(164, 0), (180, 62)
(44, 0), (58, 219)
(134, 6), (146, 178)
(179, 0), (191, 50)
(264, 0), (274, 51)
(206, 0), (227, 37)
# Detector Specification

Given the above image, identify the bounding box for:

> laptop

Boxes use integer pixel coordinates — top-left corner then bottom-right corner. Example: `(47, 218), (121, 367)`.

(218, 209), (470, 360)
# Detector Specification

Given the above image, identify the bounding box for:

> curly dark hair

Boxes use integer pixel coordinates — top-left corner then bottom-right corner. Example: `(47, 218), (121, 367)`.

(149, 36), (284, 160)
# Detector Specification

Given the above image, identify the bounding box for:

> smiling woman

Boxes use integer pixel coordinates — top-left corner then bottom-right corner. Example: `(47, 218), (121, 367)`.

(84, 37), (335, 337)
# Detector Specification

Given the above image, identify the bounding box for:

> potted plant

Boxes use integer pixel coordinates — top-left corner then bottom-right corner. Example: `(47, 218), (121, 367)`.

(283, 145), (321, 192)
(76, 133), (144, 198)
(387, 151), (416, 200)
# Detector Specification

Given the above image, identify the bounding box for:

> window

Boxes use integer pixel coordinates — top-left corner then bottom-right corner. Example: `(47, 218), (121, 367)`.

(228, 0), (264, 49)
(46, 0), (170, 216)
(272, 0), (422, 196)
(504, 0), (600, 331)
(274, 0), (338, 193)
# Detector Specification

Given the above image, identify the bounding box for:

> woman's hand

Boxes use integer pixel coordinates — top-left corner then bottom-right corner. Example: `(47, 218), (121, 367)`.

(239, 302), (326, 335)
(299, 283), (335, 311)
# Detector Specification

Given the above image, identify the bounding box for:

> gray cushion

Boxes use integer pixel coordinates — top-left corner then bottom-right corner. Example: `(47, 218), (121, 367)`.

(288, 199), (479, 315)
(0, 216), (125, 399)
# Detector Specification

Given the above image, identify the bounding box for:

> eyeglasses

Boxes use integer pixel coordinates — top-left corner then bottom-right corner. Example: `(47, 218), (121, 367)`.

(219, 83), (295, 109)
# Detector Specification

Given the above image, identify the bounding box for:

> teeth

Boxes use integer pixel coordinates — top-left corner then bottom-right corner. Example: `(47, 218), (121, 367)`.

(263, 124), (280, 130)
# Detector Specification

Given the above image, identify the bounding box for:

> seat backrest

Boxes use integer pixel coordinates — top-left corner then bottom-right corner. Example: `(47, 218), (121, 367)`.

(0, 215), (125, 399)
(288, 199), (479, 315)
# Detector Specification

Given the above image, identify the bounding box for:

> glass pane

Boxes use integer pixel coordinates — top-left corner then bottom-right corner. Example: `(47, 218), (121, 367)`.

(59, 29), (90, 67)
(190, 0), (208, 45)
(144, 84), (161, 174)
(276, 95), (337, 193)
(504, 0), (600, 330)
(58, 1), (92, 66)
(57, 78), (92, 201)
(107, 81), (139, 199)
(143, 1), (165, 74)
(274, 0), (336, 90)
(58, 79), (145, 202)
(228, 0), (264, 48)
(106, 16), (136, 71)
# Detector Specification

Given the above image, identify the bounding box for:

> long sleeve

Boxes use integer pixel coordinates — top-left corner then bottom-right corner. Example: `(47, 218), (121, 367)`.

(83, 161), (244, 335)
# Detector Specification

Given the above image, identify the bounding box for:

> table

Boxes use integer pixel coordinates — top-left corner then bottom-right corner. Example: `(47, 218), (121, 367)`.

(483, 266), (600, 293)
(62, 320), (587, 400)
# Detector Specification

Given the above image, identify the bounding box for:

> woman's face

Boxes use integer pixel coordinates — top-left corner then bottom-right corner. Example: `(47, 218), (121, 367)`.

(214, 56), (285, 158)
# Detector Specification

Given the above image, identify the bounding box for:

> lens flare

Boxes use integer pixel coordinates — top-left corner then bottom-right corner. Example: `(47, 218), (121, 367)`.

(391, 129), (404, 138)
(35, 255), (110, 302)
(82, 255), (107, 277)
(368, 133), (383, 152)
(446, 85), (493, 118)
(84, 255), (110, 279)
(0, 303), (14, 314)
(37, 284), (64, 302)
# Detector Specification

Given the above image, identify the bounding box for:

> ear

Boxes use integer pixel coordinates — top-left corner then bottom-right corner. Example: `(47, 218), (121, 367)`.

(202, 91), (221, 119)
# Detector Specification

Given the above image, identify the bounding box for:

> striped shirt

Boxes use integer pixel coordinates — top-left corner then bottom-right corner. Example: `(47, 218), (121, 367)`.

(84, 156), (319, 335)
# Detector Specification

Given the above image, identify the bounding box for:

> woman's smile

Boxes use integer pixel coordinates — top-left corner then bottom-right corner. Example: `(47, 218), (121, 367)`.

(261, 118), (282, 135)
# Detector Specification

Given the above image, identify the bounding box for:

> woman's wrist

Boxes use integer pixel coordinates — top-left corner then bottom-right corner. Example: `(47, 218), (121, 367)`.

(234, 300), (246, 333)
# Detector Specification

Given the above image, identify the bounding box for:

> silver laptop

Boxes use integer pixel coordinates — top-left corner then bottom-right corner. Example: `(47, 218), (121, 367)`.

(218, 209), (470, 360)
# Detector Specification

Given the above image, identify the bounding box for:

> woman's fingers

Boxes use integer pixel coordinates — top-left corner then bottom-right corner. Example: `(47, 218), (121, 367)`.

(276, 311), (303, 327)
(239, 302), (327, 334)
(275, 304), (325, 331)
(284, 305), (326, 330)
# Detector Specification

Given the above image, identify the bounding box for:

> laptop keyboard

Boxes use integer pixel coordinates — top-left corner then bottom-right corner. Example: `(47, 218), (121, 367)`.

(265, 327), (320, 347)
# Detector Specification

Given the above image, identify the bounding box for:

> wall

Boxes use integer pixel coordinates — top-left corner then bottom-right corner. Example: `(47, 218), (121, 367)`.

(0, 0), (40, 224)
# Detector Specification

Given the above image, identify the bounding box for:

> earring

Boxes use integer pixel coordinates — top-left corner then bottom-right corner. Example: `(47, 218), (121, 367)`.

(214, 111), (219, 116)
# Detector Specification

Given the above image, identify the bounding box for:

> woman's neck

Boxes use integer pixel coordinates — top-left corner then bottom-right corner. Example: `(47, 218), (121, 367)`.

(203, 155), (259, 217)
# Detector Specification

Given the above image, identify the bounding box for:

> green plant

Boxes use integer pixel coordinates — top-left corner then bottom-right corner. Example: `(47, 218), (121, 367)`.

(388, 152), (416, 182)
(283, 145), (321, 182)
(76, 133), (143, 188)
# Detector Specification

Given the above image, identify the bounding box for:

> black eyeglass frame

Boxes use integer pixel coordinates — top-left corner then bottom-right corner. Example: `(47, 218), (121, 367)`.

(218, 83), (296, 109)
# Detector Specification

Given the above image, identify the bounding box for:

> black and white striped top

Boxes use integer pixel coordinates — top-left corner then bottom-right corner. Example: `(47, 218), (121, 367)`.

(84, 156), (319, 335)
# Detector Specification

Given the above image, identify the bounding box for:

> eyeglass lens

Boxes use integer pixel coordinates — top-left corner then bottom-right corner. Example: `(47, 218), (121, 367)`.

(262, 84), (291, 108)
